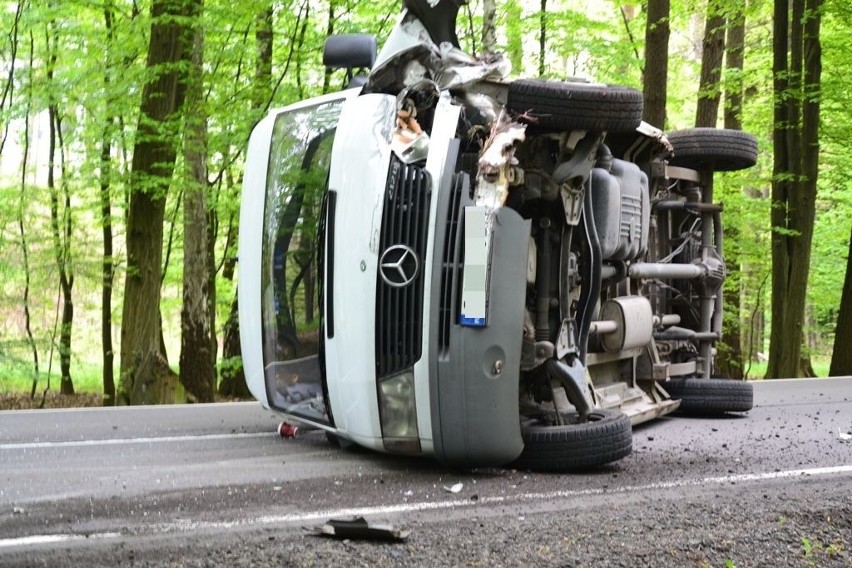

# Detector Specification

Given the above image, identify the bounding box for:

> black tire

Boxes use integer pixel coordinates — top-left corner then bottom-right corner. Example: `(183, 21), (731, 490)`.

(664, 378), (754, 414)
(513, 409), (633, 471)
(506, 79), (644, 133)
(667, 128), (758, 172)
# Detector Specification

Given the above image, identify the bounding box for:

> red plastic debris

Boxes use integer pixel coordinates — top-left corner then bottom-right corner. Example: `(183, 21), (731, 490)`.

(278, 422), (299, 439)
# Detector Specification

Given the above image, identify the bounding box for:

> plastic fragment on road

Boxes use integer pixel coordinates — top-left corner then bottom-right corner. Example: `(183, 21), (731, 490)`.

(443, 482), (463, 493)
(278, 422), (299, 439)
(839, 428), (852, 442)
(312, 516), (410, 542)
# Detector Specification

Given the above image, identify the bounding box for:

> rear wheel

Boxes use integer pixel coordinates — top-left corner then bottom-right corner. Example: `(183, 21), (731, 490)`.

(664, 378), (753, 414)
(514, 409), (632, 471)
(506, 79), (644, 133)
(667, 128), (758, 172)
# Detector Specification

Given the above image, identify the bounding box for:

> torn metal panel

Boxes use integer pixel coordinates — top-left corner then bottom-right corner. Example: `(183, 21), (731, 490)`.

(391, 80), (440, 163)
(367, 9), (510, 94)
(474, 111), (526, 211)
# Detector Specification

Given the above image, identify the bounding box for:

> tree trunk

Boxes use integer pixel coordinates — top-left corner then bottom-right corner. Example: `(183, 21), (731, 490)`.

(294, 1), (310, 99)
(100, 4), (117, 406)
(47, 106), (75, 395)
(321, 2), (335, 94)
(44, 17), (76, 396)
(482, 0), (497, 56)
(724, 10), (745, 128)
(179, 0), (215, 403)
(538, 0), (547, 76)
(716, 7), (746, 380)
(19, 40), (39, 398)
(219, 293), (251, 398)
(800, 304), (817, 377)
(119, 0), (191, 405)
(767, 0), (822, 379)
(695, 8), (726, 128)
(829, 227), (852, 375)
(0, 1), (23, 157)
(642, 0), (670, 128)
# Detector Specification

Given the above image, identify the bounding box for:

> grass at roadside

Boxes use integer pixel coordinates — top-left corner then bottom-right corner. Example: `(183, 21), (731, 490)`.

(0, 359), (109, 394)
(744, 360), (831, 379)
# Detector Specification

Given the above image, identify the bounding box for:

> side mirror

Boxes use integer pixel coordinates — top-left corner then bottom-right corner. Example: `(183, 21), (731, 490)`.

(323, 34), (377, 89)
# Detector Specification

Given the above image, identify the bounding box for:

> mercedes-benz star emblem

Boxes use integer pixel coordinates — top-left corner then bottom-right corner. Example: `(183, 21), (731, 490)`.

(379, 244), (420, 288)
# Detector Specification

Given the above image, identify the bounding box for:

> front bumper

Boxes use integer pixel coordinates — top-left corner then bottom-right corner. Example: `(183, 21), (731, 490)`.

(426, 172), (529, 468)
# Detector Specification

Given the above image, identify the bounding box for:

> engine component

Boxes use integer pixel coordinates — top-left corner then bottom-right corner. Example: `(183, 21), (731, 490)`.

(597, 296), (653, 353)
(591, 158), (649, 261)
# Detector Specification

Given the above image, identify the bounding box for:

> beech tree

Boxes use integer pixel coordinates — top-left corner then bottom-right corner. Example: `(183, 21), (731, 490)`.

(642, 0), (670, 128)
(179, 0), (215, 402)
(695, 3), (726, 128)
(767, 0), (823, 379)
(716, 5), (747, 380)
(119, 0), (191, 404)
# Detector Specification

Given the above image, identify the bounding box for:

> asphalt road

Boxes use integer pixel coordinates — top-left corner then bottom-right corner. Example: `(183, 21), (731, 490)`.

(1, 378), (850, 567)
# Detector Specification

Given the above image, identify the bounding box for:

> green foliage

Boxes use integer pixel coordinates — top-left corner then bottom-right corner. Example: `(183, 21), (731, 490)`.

(0, 0), (849, 393)
(0, 357), (107, 394)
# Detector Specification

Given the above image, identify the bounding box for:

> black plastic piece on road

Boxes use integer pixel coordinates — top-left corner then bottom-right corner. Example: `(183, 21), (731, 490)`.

(313, 516), (410, 542)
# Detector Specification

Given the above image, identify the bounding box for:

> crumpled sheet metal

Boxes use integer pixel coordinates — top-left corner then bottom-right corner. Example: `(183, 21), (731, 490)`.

(375, 7), (519, 193)
(391, 80), (440, 163)
(368, 12), (510, 93)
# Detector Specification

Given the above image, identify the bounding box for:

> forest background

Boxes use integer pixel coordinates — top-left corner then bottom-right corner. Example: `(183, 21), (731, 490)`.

(1, 0), (849, 407)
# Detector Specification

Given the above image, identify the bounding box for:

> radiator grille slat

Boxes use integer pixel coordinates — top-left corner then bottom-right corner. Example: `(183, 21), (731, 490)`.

(375, 157), (432, 378)
(438, 174), (467, 352)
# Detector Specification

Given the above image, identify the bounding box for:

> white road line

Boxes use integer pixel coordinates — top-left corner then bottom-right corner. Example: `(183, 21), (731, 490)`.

(1, 463), (849, 549)
(0, 432), (272, 450)
(0, 533), (123, 548)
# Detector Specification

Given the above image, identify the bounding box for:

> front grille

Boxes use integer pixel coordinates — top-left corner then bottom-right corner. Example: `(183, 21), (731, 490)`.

(375, 156), (432, 378)
(438, 173), (467, 352)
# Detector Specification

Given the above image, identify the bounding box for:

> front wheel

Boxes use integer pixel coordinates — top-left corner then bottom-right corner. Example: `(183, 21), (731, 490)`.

(664, 378), (753, 414)
(513, 409), (632, 471)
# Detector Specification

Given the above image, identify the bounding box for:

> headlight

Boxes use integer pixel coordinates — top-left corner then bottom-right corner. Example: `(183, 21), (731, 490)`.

(378, 371), (421, 454)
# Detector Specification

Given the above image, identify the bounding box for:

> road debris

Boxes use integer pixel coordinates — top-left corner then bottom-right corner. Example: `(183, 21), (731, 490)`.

(443, 482), (464, 493)
(278, 422), (299, 438)
(312, 516), (410, 542)
(838, 428), (852, 442)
